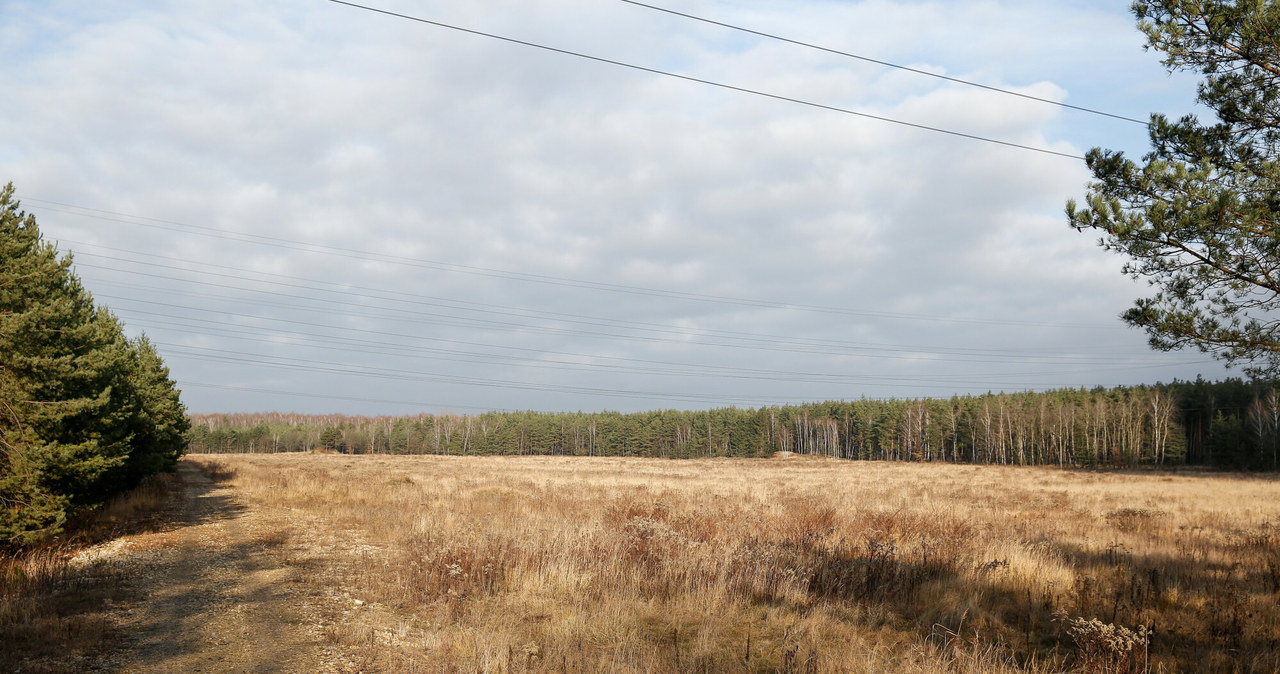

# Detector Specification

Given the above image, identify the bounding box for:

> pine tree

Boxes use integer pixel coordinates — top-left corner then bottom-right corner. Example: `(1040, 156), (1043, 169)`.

(1067, 1), (1280, 375)
(0, 183), (186, 544)
(104, 335), (190, 491)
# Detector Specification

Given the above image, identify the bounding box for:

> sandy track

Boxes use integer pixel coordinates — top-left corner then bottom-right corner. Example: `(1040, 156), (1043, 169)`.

(81, 461), (338, 673)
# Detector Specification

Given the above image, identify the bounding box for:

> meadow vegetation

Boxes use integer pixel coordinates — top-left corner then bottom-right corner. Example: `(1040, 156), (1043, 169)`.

(0, 473), (177, 672)
(183, 453), (1280, 673)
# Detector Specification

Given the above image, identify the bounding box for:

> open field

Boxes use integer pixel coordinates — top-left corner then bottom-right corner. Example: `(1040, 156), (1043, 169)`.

(195, 454), (1280, 672)
(6, 453), (1280, 672)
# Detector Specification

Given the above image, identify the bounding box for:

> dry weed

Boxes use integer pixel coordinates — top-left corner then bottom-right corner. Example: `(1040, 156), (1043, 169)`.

(0, 474), (176, 672)
(190, 454), (1280, 672)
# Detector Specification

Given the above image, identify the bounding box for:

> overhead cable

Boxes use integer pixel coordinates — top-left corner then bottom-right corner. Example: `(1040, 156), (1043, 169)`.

(325, 0), (1083, 160)
(73, 254), (1160, 365)
(28, 199), (1117, 329)
(162, 341), (800, 406)
(67, 244), (1138, 351)
(181, 382), (510, 413)
(618, 0), (1149, 126)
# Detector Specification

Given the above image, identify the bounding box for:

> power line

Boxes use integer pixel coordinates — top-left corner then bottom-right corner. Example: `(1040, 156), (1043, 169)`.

(50, 242), (1207, 385)
(324, 0), (1084, 160)
(64, 265), (1213, 406)
(19, 210), (1218, 404)
(104, 294), (1187, 381)
(162, 341), (802, 406)
(68, 245), (1138, 354)
(157, 339), (1191, 406)
(618, 0), (1149, 126)
(28, 198), (1120, 330)
(68, 249), (1163, 365)
(70, 250), (1202, 375)
(181, 382), (512, 413)
(64, 250), (1210, 377)
(91, 279), (1153, 370)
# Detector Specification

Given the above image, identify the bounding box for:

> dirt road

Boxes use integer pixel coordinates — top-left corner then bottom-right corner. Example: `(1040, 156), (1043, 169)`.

(77, 461), (342, 673)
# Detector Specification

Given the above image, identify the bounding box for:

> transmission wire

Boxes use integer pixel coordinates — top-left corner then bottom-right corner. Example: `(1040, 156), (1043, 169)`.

(617, 0), (1149, 125)
(325, 0), (1084, 160)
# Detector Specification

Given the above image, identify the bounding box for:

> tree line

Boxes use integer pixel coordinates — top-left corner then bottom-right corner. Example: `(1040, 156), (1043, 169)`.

(188, 378), (1279, 469)
(1, 185), (189, 545)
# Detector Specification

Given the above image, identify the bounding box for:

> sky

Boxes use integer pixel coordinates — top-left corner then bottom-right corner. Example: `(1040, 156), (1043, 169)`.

(0, 0), (1240, 415)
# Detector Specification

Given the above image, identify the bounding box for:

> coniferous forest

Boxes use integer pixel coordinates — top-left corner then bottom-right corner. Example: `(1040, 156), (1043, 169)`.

(0, 185), (189, 545)
(189, 378), (1279, 470)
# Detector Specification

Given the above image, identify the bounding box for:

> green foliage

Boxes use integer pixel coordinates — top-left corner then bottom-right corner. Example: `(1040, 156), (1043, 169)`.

(318, 427), (346, 453)
(0, 183), (187, 545)
(1067, 0), (1280, 375)
(187, 380), (1280, 469)
(108, 335), (191, 487)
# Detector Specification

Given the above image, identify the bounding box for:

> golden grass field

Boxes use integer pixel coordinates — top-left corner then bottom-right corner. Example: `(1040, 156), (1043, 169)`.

(6, 453), (1280, 672)
(184, 453), (1280, 673)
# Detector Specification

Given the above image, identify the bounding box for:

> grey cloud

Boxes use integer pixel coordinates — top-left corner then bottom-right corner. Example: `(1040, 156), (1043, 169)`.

(0, 0), (1235, 413)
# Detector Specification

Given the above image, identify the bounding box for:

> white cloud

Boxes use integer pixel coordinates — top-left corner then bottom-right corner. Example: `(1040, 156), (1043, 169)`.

(0, 0), (1233, 413)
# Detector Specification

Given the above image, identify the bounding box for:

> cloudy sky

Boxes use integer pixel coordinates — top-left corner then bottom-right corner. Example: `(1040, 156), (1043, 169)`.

(1, 0), (1237, 415)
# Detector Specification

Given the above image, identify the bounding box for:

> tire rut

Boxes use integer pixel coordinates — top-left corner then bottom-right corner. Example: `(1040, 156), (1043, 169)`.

(88, 461), (334, 673)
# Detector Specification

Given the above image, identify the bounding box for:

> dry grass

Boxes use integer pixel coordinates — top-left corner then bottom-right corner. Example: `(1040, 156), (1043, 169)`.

(124, 456), (1280, 671)
(0, 473), (177, 673)
(192, 453), (1280, 673)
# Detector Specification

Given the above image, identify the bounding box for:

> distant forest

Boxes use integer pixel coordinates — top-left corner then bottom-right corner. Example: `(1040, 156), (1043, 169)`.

(188, 379), (1280, 469)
